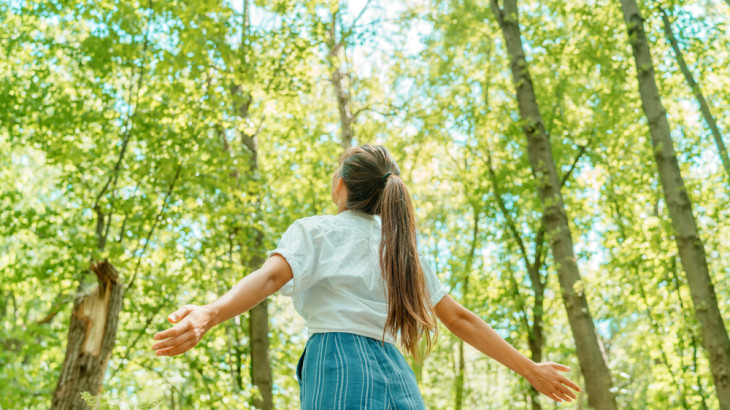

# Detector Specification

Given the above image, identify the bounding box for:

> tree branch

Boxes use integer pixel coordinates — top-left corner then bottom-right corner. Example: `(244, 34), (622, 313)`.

(485, 146), (531, 269)
(91, 3), (155, 251)
(125, 161), (183, 290)
(108, 294), (173, 380)
(36, 292), (73, 325)
(559, 137), (592, 188)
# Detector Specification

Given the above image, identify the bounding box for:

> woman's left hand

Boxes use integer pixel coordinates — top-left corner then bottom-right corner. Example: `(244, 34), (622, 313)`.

(524, 361), (582, 403)
(152, 304), (216, 356)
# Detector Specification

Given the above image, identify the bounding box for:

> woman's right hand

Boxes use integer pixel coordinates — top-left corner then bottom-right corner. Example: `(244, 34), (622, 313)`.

(152, 304), (217, 357)
(524, 361), (582, 403)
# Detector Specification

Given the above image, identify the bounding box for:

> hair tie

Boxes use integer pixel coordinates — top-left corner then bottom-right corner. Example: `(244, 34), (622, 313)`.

(382, 172), (393, 183)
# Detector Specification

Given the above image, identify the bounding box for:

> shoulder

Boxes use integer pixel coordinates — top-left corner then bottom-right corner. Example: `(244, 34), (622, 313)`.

(288, 214), (340, 235)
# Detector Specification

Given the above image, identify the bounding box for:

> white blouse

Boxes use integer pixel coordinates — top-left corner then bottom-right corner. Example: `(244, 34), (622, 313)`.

(267, 210), (448, 344)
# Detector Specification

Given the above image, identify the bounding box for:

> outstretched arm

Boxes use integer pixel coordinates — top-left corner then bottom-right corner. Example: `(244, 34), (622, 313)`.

(152, 254), (293, 356)
(434, 295), (582, 403)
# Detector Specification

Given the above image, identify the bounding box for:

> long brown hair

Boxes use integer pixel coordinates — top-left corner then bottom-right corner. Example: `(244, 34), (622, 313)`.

(339, 144), (437, 358)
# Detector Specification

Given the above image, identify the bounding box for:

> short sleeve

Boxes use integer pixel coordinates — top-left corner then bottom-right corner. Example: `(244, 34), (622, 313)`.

(267, 220), (318, 296)
(419, 253), (448, 306)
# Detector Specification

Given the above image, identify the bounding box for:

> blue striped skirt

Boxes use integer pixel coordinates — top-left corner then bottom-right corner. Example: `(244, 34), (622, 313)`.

(296, 332), (426, 409)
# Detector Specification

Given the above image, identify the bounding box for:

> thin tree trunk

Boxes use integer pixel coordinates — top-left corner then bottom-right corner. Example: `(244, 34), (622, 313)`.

(659, 9), (730, 181)
(235, 2), (272, 406)
(605, 186), (691, 406)
(486, 146), (549, 410)
(332, 68), (353, 150)
(489, 1), (617, 408)
(221, 236), (244, 391)
(454, 208), (480, 410)
(51, 261), (124, 409)
(235, 96), (273, 409)
(328, 12), (354, 150)
(668, 256), (711, 410)
(619, 1), (730, 407)
(247, 229), (272, 410)
(249, 302), (271, 409)
(455, 340), (466, 410)
(527, 269), (545, 410)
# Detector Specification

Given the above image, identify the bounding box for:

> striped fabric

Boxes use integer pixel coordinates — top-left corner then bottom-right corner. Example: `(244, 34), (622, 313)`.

(297, 332), (426, 409)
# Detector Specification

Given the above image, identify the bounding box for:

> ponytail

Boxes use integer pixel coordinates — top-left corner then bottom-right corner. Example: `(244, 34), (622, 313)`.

(340, 144), (437, 358)
(379, 174), (437, 358)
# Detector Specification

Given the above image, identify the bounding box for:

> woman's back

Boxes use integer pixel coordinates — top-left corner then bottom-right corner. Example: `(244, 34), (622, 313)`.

(268, 209), (447, 344)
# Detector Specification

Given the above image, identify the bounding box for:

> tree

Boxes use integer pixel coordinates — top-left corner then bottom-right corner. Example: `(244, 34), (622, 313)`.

(618, 0), (730, 407)
(659, 7), (730, 182)
(489, 0), (618, 408)
(51, 262), (124, 409)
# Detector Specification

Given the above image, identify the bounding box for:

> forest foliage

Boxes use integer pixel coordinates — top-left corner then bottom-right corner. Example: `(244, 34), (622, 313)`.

(1, 0), (729, 408)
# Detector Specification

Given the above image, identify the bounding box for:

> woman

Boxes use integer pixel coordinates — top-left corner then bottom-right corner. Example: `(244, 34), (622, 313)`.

(152, 144), (581, 407)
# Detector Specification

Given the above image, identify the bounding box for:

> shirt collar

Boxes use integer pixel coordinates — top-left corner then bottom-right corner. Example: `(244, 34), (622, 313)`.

(339, 209), (376, 220)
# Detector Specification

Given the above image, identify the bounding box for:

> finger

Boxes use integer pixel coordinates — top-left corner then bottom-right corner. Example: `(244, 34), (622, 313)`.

(548, 392), (562, 403)
(152, 330), (194, 351)
(550, 362), (571, 372)
(562, 384), (578, 400)
(553, 388), (572, 402)
(156, 338), (197, 357)
(153, 320), (190, 341)
(168, 304), (195, 323)
(561, 377), (582, 393)
(557, 385), (577, 401)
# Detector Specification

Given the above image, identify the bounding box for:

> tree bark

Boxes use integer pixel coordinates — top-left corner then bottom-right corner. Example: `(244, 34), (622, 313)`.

(248, 231), (272, 410)
(328, 12), (354, 150)
(454, 207), (480, 410)
(659, 9), (730, 181)
(51, 261), (124, 409)
(332, 68), (354, 150)
(486, 145), (550, 409)
(527, 270), (545, 410)
(619, 1), (730, 408)
(234, 95), (273, 409)
(235, 2), (272, 406)
(489, 1), (617, 408)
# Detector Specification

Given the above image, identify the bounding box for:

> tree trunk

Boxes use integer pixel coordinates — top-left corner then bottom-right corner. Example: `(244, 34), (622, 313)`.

(249, 301), (271, 409)
(489, 1), (617, 408)
(328, 12), (354, 150)
(528, 275), (545, 410)
(332, 67), (354, 150)
(51, 261), (124, 409)
(619, 1), (730, 408)
(454, 340), (466, 409)
(235, 2), (272, 406)
(659, 9), (730, 181)
(454, 207), (480, 410)
(486, 145), (548, 410)
(248, 229), (272, 410)
(235, 108), (272, 409)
